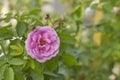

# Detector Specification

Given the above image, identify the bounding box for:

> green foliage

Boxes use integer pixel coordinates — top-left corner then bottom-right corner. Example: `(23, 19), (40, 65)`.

(10, 44), (23, 56)
(16, 21), (28, 37)
(4, 67), (14, 80)
(8, 58), (24, 65)
(31, 72), (44, 80)
(0, 65), (7, 80)
(0, 27), (13, 40)
(45, 57), (58, 71)
(62, 53), (77, 66)
(0, 0), (120, 80)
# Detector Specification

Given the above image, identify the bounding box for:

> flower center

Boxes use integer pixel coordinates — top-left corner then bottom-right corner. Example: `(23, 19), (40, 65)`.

(40, 38), (46, 46)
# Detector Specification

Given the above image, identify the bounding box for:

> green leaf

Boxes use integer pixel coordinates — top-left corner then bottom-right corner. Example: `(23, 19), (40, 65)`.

(58, 64), (68, 76)
(33, 61), (44, 74)
(14, 70), (24, 80)
(0, 65), (7, 80)
(45, 57), (58, 71)
(29, 8), (40, 15)
(10, 44), (23, 56)
(102, 49), (112, 58)
(0, 28), (13, 39)
(71, 5), (81, 16)
(62, 53), (77, 66)
(8, 58), (24, 65)
(59, 33), (75, 44)
(31, 71), (44, 80)
(29, 59), (35, 69)
(44, 71), (59, 77)
(16, 21), (27, 36)
(0, 60), (7, 67)
(28, 15), (43, 25)
(4, 67), (14, 80)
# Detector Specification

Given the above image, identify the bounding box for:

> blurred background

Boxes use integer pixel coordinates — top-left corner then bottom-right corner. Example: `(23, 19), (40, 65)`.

(0, 0), (120, 80)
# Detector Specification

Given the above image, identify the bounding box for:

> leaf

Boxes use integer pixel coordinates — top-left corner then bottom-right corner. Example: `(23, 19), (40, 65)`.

(14, 68), (25, 80)
(10, 44), (23, 56)
(29, 8), (40, 15)
(33, 61), (43, 74)
(71, 5), (81, 16)
(31, 71), (44, 80)
(29, 59), (35, 69)
(0, 28), (13, 39)
(62, 53), (77, 66)
(0, 60), (7, 67)
(45, 57), (58, 71)
(44, 71), (59, 77)
(28, 15), (43, 25)
(59, 33), (75, 44)
(16, 21), (27, 36)
(4, 67), (14, 80)
(0, 65), (7, 80)
(102, 49), (112, 59)
(112, 50), (120, 58)
(90, 0), (100, 7)
(58, 64), (68, 76)
(8, 58), (24, 65)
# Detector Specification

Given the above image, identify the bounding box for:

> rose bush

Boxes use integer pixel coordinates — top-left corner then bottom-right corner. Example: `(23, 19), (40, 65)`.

(0, 0), (120, 80)
(25, 26), (60, 62)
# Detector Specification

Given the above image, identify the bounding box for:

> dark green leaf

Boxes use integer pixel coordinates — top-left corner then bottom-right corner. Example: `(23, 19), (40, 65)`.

(0, 28), (13, 39)
(33, 61), (43, 74)
(59, 33), (75, 44)
(16, 21), (27, 36)
(62, 53), (77, 66)
(45, 57), (58, 71)
(44, 71), (59, 77)
(14, 70), (24, 80)
(28, 15), (43, 25)
(0, 60), (7, 67)
(29, 8), (40, 15)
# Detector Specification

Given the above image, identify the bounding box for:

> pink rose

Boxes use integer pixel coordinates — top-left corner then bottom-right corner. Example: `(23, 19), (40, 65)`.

(25, 26), (60, 62)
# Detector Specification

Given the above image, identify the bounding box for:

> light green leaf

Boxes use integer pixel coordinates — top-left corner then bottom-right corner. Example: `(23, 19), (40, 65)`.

(29, 59), (35, 69)
(10, 44), (23, 56)
(8, 58), (24, 65)
(4, 67), (14, 80)
(0, 65), (7, 80)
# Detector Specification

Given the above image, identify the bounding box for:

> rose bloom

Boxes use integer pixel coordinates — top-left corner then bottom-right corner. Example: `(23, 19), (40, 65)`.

(25, 26), (60, 62)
